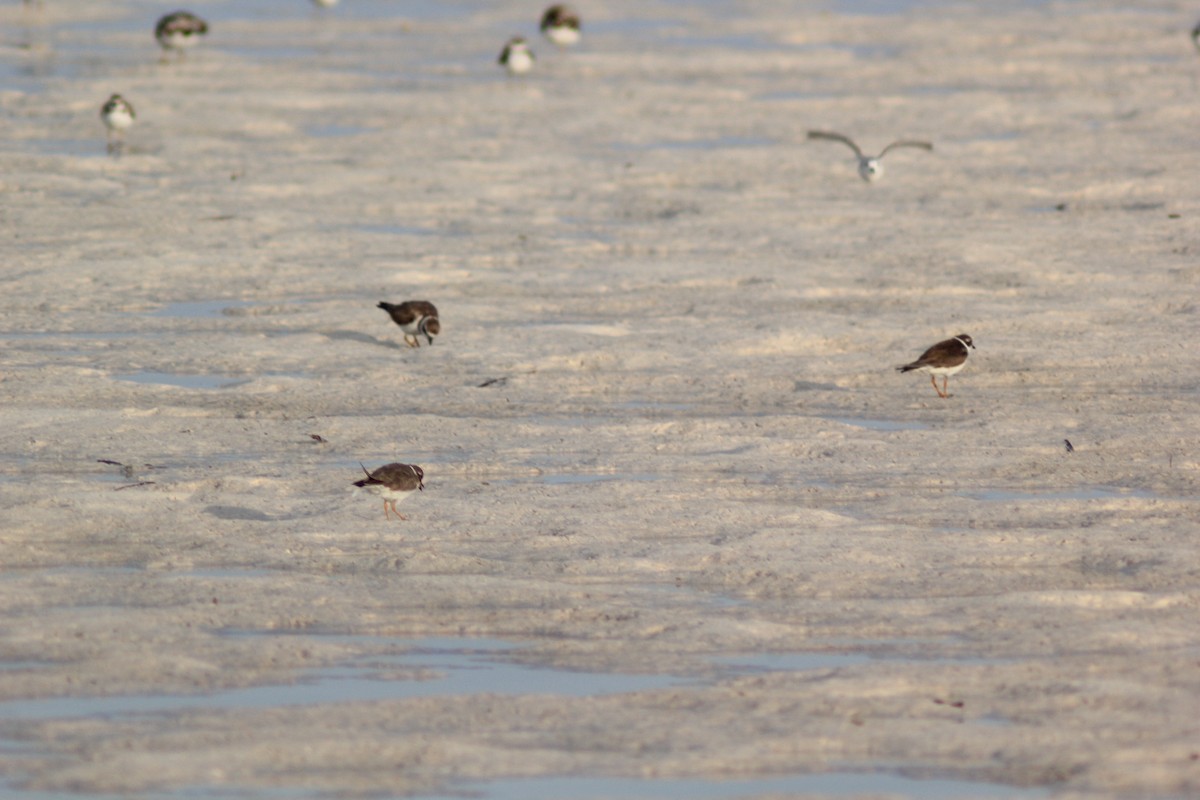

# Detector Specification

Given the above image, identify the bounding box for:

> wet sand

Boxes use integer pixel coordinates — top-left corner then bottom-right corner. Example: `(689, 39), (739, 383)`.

(0, 0), (1198, 797)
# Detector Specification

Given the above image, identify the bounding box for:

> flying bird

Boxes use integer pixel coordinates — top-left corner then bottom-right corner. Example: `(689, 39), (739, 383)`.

(807, 130), (932, 182)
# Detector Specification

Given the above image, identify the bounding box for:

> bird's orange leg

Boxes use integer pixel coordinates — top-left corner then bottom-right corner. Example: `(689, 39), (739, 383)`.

(930, 375), (946, 398)
(941, 377), (950, 398)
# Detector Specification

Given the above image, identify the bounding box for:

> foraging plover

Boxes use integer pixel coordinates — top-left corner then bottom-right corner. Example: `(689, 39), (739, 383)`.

(897, 334), (975, 399)
(807, 130), (933, 182)
(155, 11), (208, 56)
(499, 36), (535, 75)
(377, 300), (440, 348)
(540, 5), (581, 47)
(100, 93), (135, 153)
(353, 463), (424, 521)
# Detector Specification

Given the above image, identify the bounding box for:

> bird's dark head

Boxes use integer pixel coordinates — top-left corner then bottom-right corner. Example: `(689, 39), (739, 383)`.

(955, 334), (975, 349)
(413, 465), (425, 490)
(421, 317), (440, 344)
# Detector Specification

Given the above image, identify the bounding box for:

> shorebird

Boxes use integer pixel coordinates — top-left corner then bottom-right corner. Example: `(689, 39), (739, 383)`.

(807, 130), (932, 182)
(353, 463), (424, 520)
(100, 94), (135, 154)
(540, 5), (581, 48)
(377, 300), (440, 347)
(155, 11), (208, 57)
(499, 36), (535, 75)
(897, 334), (975, 398)
(312, 0), (338, 7)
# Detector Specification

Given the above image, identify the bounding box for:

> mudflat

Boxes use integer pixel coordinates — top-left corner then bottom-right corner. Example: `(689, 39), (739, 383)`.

(0, 0), (1197, 797)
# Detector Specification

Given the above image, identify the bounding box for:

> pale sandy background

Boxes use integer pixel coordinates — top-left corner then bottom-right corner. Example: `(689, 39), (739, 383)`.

(0, 0), (1198, 797)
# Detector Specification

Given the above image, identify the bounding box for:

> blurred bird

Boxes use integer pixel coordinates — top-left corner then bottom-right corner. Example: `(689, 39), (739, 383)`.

(155, 11), (208, 57)
(499, 36), (535, 75)
(541, 5), (581, 48)
(807, 130), (932, 182)
(100, 94), (135, 154)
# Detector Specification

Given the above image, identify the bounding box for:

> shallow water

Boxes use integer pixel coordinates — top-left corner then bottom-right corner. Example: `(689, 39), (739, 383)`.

(966, 487), (1155, 502)
(419, 772), (1052, 800)
(0, 771), (1049, 800)
(0, 632), (1028, 725)
(0, 636), (688, 722)
(0, 633), (1048, 799)
(115, 371), (246, 390)
(150, 300), (253, 319)
(826, 416), (930, 431)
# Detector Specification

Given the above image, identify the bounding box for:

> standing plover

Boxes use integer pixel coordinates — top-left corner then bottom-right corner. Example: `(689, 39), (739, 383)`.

(499, 36), (535, 75)
(807, 130), (933, 182)
(897, 334), (975, 399)
(155, 11), (208, 56)
(377, 300), (440, 347)
(100, 94), (135, 154)
(312, 0), (339, 7)
(353, 463), (424, 520)
(540, 5), (581, 47)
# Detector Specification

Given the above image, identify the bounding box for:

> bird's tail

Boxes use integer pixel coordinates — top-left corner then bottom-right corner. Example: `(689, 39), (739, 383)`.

(353, 462), (377, 487)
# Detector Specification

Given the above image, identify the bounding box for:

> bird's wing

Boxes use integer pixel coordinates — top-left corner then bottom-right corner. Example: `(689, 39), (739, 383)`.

(879, 140), (933, 158)
(917, 338), (967, 366)
(374, 463), (421, 490)
(410, 301), (438, 318)
(379, 302), (415, 325)
(807, 131), (864, 159)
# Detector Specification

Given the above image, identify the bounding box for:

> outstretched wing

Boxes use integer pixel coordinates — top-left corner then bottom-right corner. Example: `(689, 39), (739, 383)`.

(879, 140), (933, 159)
(807, 130), (864, 159)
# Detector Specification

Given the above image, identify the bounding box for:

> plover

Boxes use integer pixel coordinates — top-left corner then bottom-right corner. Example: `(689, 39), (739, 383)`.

(155, 11), (208, 56)
(377, 300), (440, 347)
(807, 130), (933, 182)
(1192, 20), (1200, 51)
(353, 462), (424, 520)
(312, 0), (339, 7)
(100, 93), (135, 154)
(499, 36), (535, 75)
(540, 5), (581, 48)
(897, 334), (975, 399)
